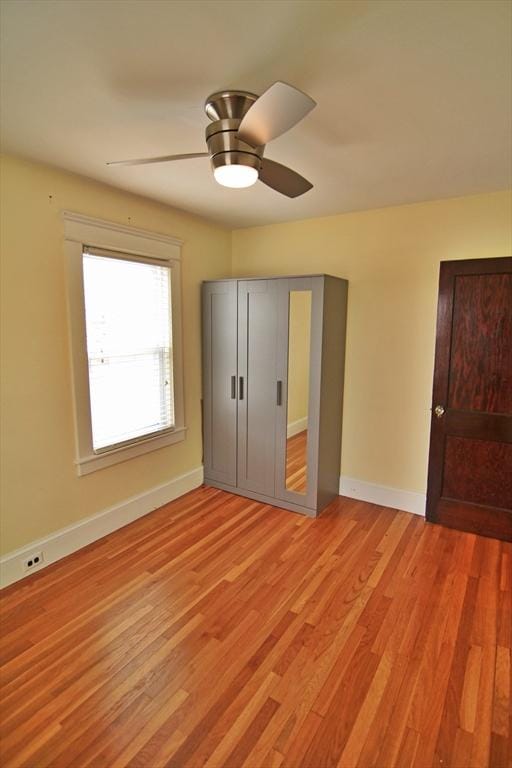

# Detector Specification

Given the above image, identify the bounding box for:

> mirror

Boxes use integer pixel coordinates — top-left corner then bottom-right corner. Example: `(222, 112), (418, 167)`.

(285, 290), (312, 493)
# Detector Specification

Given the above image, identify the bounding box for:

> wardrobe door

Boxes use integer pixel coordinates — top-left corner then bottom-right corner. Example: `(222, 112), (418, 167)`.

(237, 280), (278, 497)
(202, 281), (237, 486)
(275, 277), (323, 510)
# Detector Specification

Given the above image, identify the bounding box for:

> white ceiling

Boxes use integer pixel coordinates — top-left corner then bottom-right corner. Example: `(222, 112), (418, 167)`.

(1, 0), (511, 228)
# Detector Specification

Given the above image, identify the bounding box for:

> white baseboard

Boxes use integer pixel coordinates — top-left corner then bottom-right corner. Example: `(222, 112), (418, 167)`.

(1, 466), (425, 589)
(287, 417), (308, 438)
(339, 475), (426, 517)
(0, 466), (204, 589)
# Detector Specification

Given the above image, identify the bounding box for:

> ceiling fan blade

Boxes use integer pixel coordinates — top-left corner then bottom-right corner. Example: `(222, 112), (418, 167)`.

(237, 82), (316, 148)
(107, 152), (208, 167)
(259, 158), (313, 198)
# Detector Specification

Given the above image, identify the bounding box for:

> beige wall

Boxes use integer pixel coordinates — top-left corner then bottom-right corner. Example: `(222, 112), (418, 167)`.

(0, 154), (231, 554)
(1, 153), (511, 556)
(232, 190), (512, 494)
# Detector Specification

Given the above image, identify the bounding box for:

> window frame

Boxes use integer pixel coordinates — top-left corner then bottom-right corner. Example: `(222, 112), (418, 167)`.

(64, 211), (186, 476)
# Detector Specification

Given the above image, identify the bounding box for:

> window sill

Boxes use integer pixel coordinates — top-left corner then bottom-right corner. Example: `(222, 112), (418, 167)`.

(75, 427), (187, 476)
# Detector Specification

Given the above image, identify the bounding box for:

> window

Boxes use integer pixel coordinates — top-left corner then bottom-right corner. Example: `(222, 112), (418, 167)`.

(83, 249), (174, 452)
(64, 213), (185, 475)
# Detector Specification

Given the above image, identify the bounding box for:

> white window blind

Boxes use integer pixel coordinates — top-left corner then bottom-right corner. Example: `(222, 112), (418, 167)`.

(82, 249), (174, 452)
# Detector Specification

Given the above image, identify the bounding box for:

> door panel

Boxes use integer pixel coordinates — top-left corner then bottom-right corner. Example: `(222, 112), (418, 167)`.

(448, 273), (512, 413)
(442, 437), (512, 509)
(237, 280), (278, 497)
(426, 257), (512, 541)
(202, 282), (237, 486)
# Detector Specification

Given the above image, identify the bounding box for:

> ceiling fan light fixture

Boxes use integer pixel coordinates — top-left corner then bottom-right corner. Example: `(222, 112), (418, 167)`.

(211, 150), (260, 189)
(214, 163), (258, 188)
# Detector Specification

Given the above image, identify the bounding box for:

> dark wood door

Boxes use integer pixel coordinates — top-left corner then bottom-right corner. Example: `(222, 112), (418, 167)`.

(426, 257), (512, 541)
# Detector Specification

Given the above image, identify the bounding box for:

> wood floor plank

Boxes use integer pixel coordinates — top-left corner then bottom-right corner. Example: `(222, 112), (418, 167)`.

(1, 485), (510, 768)
(460, 645), (483, 732)
(335, 649), (394, 767)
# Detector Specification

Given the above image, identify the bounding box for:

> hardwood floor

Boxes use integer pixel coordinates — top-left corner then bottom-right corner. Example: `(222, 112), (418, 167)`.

(0, 486), (510, 768)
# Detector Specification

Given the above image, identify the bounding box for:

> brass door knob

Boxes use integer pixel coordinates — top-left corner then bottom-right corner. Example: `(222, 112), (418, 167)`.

(434, 405), (445, 418)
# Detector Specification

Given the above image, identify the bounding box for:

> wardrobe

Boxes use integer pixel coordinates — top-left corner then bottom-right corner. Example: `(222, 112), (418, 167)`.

(202, 275), (348, 516)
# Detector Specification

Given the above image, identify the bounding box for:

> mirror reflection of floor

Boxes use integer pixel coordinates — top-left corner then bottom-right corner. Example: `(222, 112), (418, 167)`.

(285, 429), (307, 493)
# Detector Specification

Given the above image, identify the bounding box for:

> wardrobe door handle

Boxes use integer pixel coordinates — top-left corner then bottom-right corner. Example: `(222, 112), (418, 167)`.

(277, 380), (283, 406)
(230, 375), (236, 399)
(239, 376), (244, 400)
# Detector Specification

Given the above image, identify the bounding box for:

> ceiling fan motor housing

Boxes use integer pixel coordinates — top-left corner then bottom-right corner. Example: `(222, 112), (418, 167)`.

(204, 90), (264, 174)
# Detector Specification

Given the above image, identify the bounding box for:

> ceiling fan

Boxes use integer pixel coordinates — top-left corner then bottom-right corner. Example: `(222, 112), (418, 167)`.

(107, 82), (316, 198)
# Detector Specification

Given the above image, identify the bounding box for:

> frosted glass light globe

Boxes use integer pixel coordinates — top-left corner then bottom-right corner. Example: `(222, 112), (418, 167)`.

(214, 164), (258, 188)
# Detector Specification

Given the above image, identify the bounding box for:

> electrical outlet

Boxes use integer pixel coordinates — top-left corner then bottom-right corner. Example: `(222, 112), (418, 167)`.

(23, 552), (44, 572)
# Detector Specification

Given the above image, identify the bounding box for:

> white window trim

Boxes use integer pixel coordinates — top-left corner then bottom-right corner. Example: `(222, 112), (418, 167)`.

(63, 211), (186, 476)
